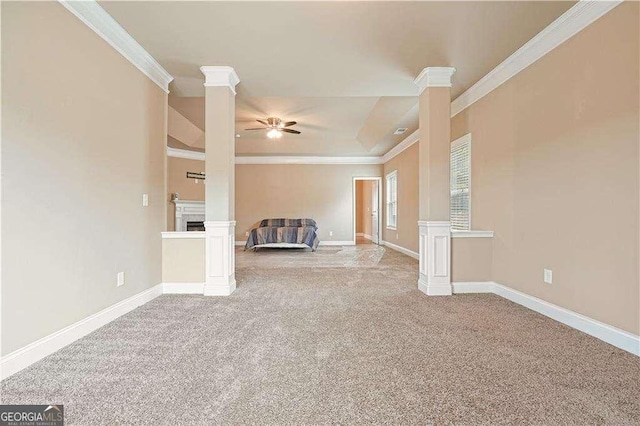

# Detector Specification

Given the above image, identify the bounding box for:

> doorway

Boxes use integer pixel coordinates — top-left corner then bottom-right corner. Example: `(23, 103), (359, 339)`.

(353, 177), (382, 245)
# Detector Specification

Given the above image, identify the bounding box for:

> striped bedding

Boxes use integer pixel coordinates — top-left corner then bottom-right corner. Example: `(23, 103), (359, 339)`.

(245, 218), (320, 251)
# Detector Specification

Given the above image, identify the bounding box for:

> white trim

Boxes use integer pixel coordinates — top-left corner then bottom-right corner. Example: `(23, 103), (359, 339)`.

(452, 281), (495, 294)
(235, 241), (246, 246)
(1, 284), (163, 380)
(161, 231), (205, 239)
(380, 240), (419, 260)
(200, 66), (240, 95)
(493, 282), (639, 356)
(449, 281), (639, 356)
(417, 221), (452, 296)
(414, 67), (456, 92)
(319, 241), (355, 246)
(451, 0), (622, 117)
(166, 149), (386, 165)
(356, 233), (365, 237)
(451, 230), (494, 238)
(417, 220), (451, 227)
(204, 221), (236, 296)
(167, 147), (205, 161)
(162, 282), (205, 294)
(363, 234), (372, 240)
(58, 1), (173, 93)
(236, 156), (382, 165)
(382, 129), (419, 163)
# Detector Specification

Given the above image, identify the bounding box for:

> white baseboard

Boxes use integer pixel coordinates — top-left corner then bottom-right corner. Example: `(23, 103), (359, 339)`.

(356, 232), (364, 237)
(418, 279), (452, 296)
(162, 282), (205, 294)
(452, 281), (495, 294)
(380, 240), (419, 260)
(204, 280), (236, 296)
(235, 241), (246, 246)
(320, 241), (355, 246)
(1, 283), (163, 380)
(452, 281), (640, 356)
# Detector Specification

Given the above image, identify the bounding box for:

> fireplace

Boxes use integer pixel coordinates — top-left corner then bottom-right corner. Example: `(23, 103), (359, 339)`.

(187, 221), (205, 231)
(172, 200), (205, 232)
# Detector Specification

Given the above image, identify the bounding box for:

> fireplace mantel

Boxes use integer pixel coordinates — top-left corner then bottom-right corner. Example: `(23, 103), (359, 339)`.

(173, 200), (204, 232)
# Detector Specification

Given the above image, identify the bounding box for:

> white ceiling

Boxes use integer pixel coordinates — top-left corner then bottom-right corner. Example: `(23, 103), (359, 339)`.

(101, 1), (574, 156)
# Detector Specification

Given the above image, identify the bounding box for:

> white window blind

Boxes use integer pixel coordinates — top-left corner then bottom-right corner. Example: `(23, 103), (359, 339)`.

(386, 170), (398, 229)
(450, 134), (471, 231)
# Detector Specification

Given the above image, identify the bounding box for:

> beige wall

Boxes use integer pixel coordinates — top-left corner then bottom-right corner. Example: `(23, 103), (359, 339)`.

(1, 2), (167, 355)
(167, 156), (205, 230)
(451, 238), (493, 283)
(236, 164), (382, 242)
(162, 238), (205, 283)
(452, 3), (639, 334)
(383, 143), (419, 252)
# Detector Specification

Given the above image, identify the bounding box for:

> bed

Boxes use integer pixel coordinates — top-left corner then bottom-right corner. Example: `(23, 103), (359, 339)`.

(245, 218), (320, 251)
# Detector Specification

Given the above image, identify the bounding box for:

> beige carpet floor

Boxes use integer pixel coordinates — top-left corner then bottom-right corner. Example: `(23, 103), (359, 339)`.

(2, 247), (639, 425)
(237, 244), (386, 268)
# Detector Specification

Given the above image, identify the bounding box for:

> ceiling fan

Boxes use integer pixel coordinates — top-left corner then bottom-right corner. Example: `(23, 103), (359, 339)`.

(245, 117), (301, 139)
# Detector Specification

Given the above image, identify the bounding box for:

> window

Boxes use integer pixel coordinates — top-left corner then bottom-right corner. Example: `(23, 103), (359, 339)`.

(386, 170), (398, 229)
(450, 134), (471, 231)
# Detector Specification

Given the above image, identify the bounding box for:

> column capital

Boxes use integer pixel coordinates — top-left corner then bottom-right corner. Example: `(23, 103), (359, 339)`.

(200, 66), (240, 94)
(414, 67), (456, 93)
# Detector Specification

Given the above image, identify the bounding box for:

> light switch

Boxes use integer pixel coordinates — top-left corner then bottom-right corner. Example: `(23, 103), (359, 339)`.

(544, 269), (553, 284)
(142, 194), (149, 207)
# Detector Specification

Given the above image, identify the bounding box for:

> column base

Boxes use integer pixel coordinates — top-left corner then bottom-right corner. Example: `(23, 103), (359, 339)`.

(418, 278), (453, 296)
(204, 280), (236, 296)
(417, 220), (452, 296)
(204, 221), (236, 296)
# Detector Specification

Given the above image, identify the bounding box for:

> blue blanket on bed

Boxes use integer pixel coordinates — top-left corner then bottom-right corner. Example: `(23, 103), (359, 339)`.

(246, 218), (320, 250)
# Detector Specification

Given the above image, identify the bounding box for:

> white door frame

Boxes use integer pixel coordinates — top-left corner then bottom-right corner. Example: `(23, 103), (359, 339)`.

(352, 177), (383, 245)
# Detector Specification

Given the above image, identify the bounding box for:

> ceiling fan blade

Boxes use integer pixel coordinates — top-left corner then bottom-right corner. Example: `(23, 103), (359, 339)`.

(281, 128), (301, 134)
(257, 119), (268, 126)
(245, 127), (267, 131)
(282, 121), (297, 127)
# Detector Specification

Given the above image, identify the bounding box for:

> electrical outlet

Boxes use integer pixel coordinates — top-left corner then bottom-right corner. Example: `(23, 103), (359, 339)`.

(142, 194), (149, 207)
(329, 231), (333, 237)
(544, 269), (553, 284)
(245, 231), (249, 237)
(117, 272), (125, 287)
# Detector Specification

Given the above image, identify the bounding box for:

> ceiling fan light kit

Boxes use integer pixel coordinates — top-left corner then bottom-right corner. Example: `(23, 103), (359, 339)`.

(245, 117), (301, 139)
(267, 128), (283, 139)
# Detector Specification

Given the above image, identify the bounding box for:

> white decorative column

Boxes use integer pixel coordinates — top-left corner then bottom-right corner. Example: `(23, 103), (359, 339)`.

(415, 67), (456, 296)
(201, 66), (239, 296)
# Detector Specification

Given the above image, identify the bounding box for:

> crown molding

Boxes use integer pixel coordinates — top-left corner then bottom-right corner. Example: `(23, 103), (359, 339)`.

(382, 129), (419, 164)
(167, 147), (205, 161)
(58, 0), (173, 93)
(200, 66), (240, 94)
(235, 156), (382, 165)
(167, 148), (383, 164)
(451, 0), (622, 117)
(414, 67), (456, 92)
